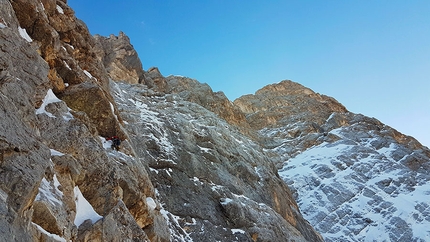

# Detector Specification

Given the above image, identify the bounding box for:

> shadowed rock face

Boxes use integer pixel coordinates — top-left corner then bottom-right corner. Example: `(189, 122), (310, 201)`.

(110, 81), (323, 242)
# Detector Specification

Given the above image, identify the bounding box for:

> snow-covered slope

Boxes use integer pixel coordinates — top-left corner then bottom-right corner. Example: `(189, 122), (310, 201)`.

(235, 81), (430, 241)
(263, 113), (430, 241)
(109, 80), (323, 242)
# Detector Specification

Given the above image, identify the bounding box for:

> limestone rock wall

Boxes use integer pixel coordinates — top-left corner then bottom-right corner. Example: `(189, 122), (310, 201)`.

(110, 81), (323, 241)
(140, 69), (250, 129)
(1, 1), (51, 240)
(239, 81), (430, 241)
(1, 0), (323, 241)
(1, 0), (168, 241)
(234, 80), (347, 130)
(94, 32), (145, 84)
(5, 0), (428, 241)
(10, 0), (123, 138)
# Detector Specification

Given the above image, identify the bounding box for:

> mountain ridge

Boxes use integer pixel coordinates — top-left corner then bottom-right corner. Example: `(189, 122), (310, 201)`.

(1, 0), (429, 241)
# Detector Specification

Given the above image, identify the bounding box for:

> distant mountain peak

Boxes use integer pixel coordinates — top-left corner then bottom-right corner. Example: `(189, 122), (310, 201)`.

(234, 80), (347, 130)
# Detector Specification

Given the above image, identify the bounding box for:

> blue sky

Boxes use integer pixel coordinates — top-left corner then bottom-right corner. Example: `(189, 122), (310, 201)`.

(69, 0), (430, 147)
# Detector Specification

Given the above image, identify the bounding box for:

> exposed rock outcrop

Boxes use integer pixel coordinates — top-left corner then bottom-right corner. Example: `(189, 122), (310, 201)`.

(234, 80), (347, 130)
(2, 0), (429, 241)
(1, 1), (51, 241)
(1, 0), (322, 241)
(110, 81), (323, 241)
(141, 71), (250, 128)
(240, 82), (430, 241)
(94, 32), (145, 84)
(10, 0), (123, 138)
(1, 1), (166, 241)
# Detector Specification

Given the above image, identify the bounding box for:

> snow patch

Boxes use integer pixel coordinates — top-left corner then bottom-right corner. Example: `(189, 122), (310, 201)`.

(50, 149), (64, 156)
(33, 222), (66, 242)
(35, 176), (63, 206)
(83, 70), (93, 79)
(184, 217), (197, 226)
(62, 109), (74, 121)
(146, 197), (157, 211)
(233, 137), (244, 144)
(159, 205), (194, 241)
(74, 186), (102, 226)
(165, 168), (172, 177)
(149, 167), (159, 174)
(18, 27), (32, 42)
(0, 23), (6, 29)
(220, 198), (233, 205)
(254, 166), (263, 180)
(191, 177), (203, 185)
(52, 177), (61, 191)
(63, 60), (71, 70)
(209, 181), (225, 192)
(36, 89), (62, 117)
(231, 229), (245, 234)
(198, 145), (212, 153)
(100, 136), (113, 149)
(109, 102), (120, 122)
(56, 5), (64, 14)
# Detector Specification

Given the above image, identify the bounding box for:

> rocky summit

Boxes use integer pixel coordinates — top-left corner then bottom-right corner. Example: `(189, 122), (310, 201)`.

(235, 82), (430, 241)
(0, 1), (429, 242)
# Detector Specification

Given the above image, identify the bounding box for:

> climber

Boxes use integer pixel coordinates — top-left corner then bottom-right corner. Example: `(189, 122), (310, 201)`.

(107, 136), (121, 151)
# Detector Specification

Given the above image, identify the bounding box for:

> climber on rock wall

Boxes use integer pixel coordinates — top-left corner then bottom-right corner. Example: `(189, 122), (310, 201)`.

(106, 136), (121, 151)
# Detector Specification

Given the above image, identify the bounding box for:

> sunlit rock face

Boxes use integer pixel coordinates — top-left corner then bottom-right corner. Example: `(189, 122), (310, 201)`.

(94, 32), (145, 84)
(1, 1), (166, 241)
(1, 0), (322, 241)
(234, 80), (347, 130)
(2, 0), (429, 241)
(239, 82), (430, 241)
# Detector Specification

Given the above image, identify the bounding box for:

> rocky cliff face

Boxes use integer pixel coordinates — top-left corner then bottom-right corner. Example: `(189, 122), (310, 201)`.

(1, 0), (321, 241)
(94, 32), (145, 85)
(1, 0), (429, 242)
(235, 81), (430, 241)
(1, 0), (165, 241)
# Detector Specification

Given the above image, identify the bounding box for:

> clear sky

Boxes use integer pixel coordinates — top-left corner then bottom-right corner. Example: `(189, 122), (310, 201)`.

(68, 0), (430, 148)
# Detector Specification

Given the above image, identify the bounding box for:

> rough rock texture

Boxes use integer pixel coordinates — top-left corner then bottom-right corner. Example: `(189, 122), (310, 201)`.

(276, 113), (430, 242)
(10, 0), (123, 138)
(236, 82), (430, 241)
(1, 1), (166, 241)
(163, 75), (249, 128)
(143, 71), (249, 128)
(234, 80), (347, 130)
(94, 32), (145, 84)
(3, 0), (429, 241)
(1, 0), (322, 241)
(1, 1), (51, 241)
(110, 81), (322, 241)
